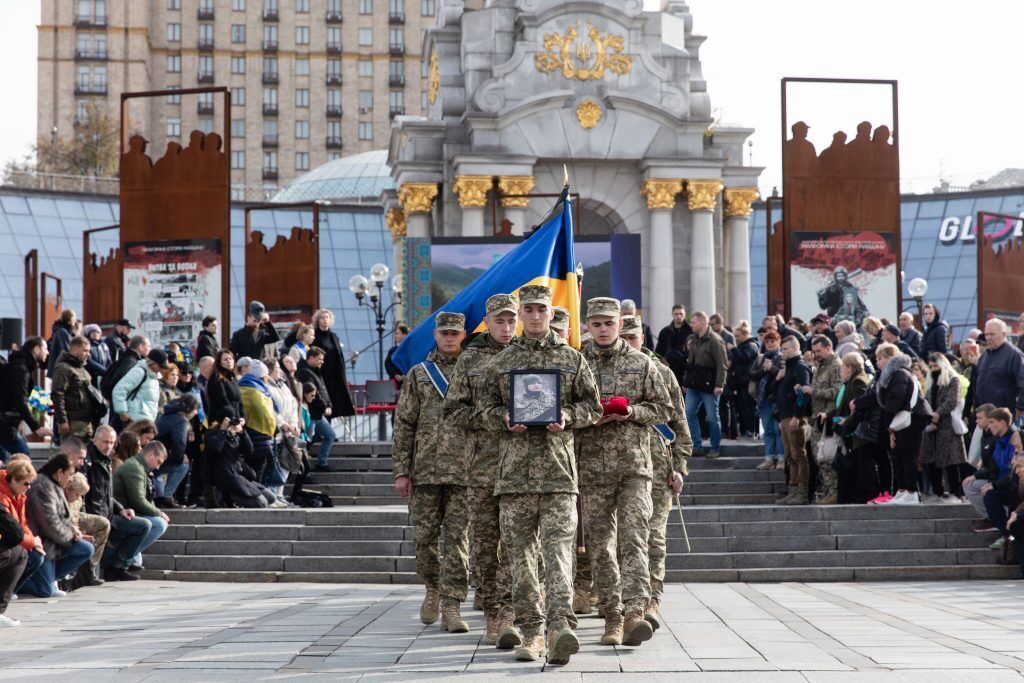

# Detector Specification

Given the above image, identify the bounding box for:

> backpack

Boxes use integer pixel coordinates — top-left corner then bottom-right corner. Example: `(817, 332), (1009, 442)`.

(100, 353), (139, 401)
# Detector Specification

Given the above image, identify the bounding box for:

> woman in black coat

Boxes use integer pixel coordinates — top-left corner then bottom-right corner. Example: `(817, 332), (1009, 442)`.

(835, 353), (880, 503)
(206, 413), (280, 508)
(728, 323), (760, 437)
(919, 303), (950, 358)
(205, 349), (243, 423)
(311, 309), (355, 418)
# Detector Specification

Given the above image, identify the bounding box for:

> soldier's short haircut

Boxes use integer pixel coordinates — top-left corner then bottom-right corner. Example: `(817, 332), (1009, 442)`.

(59, 436), (86, 455)
(976, 403), (996, 417)
(691, 310), (708, 322)
(811, 335), (833, 349)
(70, 335), (90, 350)
(672, 304), (685, 311)
(709, 313), (723, 325)
(306, 346), (325, 359)
(780, 335), (800, 348)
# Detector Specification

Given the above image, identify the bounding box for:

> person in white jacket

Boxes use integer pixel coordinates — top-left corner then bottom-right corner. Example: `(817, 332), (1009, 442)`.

(112, 350), (170, 424)
(264, 358), (302, 495)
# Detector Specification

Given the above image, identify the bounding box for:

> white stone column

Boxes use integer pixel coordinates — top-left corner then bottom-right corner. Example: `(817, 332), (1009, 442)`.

(724, 188), (759, 325)
(453, 175), (491, 237)
(397, 183), (438, 238)
(498, 175), (535, 236)
(641, 179), (683, 330)
(687, 180), (723, 315)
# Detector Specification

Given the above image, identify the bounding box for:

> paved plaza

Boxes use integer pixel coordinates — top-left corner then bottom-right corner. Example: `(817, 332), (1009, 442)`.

(2, 581), (1024, 680)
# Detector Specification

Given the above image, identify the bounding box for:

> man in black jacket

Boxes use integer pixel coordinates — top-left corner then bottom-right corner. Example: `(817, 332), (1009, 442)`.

(85, 426), (147, 581)
(774, 335), (812, 505)
(196, 316), (219, 360)
(230, 303), (281, 361)
(296, 348), (335, 471)
(881, 324), (919, 359)
(105, 319), (134, 365)
(655, 304), (693, 388)
(0, 337), (52, 462)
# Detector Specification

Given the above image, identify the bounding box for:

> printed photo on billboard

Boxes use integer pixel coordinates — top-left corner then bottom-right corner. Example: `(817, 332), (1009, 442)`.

(790, 231), (897, 326)
(123, 239), (222, 348)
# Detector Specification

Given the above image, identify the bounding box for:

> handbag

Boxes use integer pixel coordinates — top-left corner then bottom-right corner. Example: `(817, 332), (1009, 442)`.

(890, 379), (919, 432)
(816, 434), (842, 464)
(86, 383), (108, 422)
(278, 434), (306, 474)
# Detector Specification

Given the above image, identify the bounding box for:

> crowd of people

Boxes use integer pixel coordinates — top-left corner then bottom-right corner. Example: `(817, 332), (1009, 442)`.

(0, 303), (360, 627)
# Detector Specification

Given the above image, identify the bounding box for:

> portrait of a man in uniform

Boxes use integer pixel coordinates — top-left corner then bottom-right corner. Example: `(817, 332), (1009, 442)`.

(510, 370), (561, 426)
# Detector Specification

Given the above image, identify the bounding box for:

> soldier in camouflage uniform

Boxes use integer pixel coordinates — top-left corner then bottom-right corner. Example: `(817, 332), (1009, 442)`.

(578, 298), (672, 648)
(551, 307), (571, 341)
(620, 315), (693, 630)
(478, 284), (602, 665)
(392, 311), (471, 633)
(515, 375), (559, 423)
(443, 293), (519, 647)
(804, 334), (842, 504)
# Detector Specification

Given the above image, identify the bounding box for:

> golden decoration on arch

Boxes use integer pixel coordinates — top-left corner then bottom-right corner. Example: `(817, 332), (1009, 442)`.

(575, 100), (602, 130)
(535, 21), (632, 81)
(427, 47), (440, 105)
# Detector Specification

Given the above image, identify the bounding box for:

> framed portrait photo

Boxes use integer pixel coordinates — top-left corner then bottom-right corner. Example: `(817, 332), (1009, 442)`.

(509, 369), (562, 427)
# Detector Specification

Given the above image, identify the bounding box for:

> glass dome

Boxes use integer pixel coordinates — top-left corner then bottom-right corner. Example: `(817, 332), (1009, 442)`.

(271, 149), (394, 203)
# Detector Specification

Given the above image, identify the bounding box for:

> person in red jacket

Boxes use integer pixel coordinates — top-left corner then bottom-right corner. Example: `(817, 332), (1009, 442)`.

(0, 457), (46, 596)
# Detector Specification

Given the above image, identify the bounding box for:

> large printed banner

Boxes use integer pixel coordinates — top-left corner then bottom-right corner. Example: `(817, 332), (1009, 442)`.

(124, 239), (222, 347)
(790, 231), (897, 326)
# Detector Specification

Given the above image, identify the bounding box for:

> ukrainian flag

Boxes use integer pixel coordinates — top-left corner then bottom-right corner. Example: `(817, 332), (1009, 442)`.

(391, 186), (580, 374)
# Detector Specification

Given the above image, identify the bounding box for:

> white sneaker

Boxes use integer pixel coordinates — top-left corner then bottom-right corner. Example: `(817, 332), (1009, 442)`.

(269, 499), (288, 509)
(51, 588), (67, 597)
(880, 491), (906, 505)
(9, 594), (16, 602)
(939, 494), (960, 505)
(893, 491), (920, 505)
(0, 614), (20, 627)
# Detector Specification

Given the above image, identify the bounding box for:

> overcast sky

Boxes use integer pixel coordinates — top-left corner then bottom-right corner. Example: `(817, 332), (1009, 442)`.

(2, 0), (1021, 197)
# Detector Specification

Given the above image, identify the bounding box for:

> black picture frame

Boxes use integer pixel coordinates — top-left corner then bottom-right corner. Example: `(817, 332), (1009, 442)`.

(508, 368), (562, 427)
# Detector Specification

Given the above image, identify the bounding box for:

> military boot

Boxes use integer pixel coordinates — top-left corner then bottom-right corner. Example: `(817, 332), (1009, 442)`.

(496, 613), (522, 650)
(783, 485), (809, 505)
(623, 612), (654, 646)
(514, 634), (545, 662)
(473, 590), (483, 611)
(774, 485), (795, 505)
(420, 585), (440, 624)
(817, 493), (838, 505)
(572, 585), (592, 615)
(644, 598), (662, 631)
(546, 627), (580, 665)
(600, 610), (624, 645)
(441, 602), (469, 633)
(483, 613), (499, 645)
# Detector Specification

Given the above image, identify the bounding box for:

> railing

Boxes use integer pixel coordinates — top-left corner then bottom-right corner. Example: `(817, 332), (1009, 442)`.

(325, 74), (341, 85)
(326, 136), (342, 148)
(326, 41), (341, 54)
(197, 102), (214, 115)
(262, 40), (278, 51)
(197, 71), (215, 83)
(74, 49), (108, 61)
(262, 167), (279, 180)
(198, 8), (215, 19)
(326, 105), (342, 117)
(74, 15), (107, 27)
(389, 13), (405, 24)
(262, 103), (279, 115)
(2, 170), (119, 196)
(262, 135), (278, 147)
(262, 71), (279, 84)
(388, 74), (404, 87)
(74, 83), (107, 95)
(198, 39), (214, 51)
(389, 106), (405, 118)
(389, 43), (405, 55)
(325, 11), (342, 23)
(262, 9), (279, 21)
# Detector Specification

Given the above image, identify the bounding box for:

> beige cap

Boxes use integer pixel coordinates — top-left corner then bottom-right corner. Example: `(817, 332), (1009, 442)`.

(485, 293), (519, 315)
(550, 306), (570, 331)
(518, 284), (552, 306)
(620, 315), (643, 336)
(434, 311), (466, 332)
(586, 297), (621, 320)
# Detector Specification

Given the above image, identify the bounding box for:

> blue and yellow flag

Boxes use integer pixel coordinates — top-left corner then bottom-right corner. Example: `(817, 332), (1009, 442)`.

(391, 186), (580, 373)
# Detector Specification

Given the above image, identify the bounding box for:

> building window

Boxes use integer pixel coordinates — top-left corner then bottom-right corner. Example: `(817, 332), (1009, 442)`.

(327, 59), (341, 78)
(199, 118), (214, 134)
(295, 88), (309, 107)
(263, 87), (278, 106)
(295, 152), (310, 171)
(389, 59), (404, 84)
(327, 120), (341, 138)
(295, 58), (309, 76)
(167, 117), (181, 137)
(165, 86), (181, 104)
(263, 25), (278, 44)
(231, 119), (246, 138)
(389, 90), (404, 111)
(167, 0), (181, 10)
(295, 0), (309, 12)
(76, 100), (89, 121)
(231, 24), (246, 43)
(389, 28), (404, 49)
(263, 119), (278, 138)
(198, 55), (214, 78)
(358, 59), (373, 77)
(358, 28), (373, 46)
(295, 26), (309, 45)
(199, 23), (214, 44)
(327, 26), (341, 48)
(232, 0), (245, 10)
(263, 150), (278, 168)
(390, 0), (404, 16)
(232, 87), (246, 105)
(328, 151), (342, 161)
(231, 55), (246, 74)
(231, 150), (245, 169)
(358, 121), (373, 140)
(359, 0), (372, 14)
(327, 89), (341, 107)
(421, 0), (435, 15)
(166, 23), (181, 42)
(358, 90), (373, 111)
(295, 120), (309, 139)
(421, 90), (427, 109)
(166, 54), (181, 73)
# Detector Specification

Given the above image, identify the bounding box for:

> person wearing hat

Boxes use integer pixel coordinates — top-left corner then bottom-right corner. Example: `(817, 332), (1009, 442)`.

(550, 307), (571, 341)
(229, 301), (281, 363)
(104, 318), (135, 366)
(477, 284), (602, 665)
(392, 311), (470, 635)
(112, 349), (170, 424)
(619, 314), (692, 631)
(238, 359), (278, 483)
(443, 293), (520, 646)
(810, 313), (838, 349)
(82, 324), (111, 387)
(881, 323), (919, 359)
(577, 297), (671, 649)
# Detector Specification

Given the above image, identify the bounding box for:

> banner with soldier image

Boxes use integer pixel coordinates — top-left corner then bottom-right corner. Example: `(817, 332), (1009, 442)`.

(123, 239), (222, 347)
(789, 231), (897, 327)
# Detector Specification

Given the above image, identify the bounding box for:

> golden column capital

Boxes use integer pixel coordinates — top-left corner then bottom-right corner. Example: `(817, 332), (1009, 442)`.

(497, 176), (536, 208)
(641, 179), (683, 210)
(686, 179), (724, 212)
(398, 182), (438, 214)
(452, 175), (492, 208)
(723, 187), (760, 218)
(385, 208), (407, 240)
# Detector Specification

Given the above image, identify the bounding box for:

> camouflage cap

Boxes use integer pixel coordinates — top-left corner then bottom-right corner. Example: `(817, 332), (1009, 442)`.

(434, 311), (466, 332)
(518, 284), (552, 306)
(620, 315), (643, 336)
(550, 306), (570, 331)
(523, 374), (541, 385)
(485, 293), (519, 315)
(586, 296), (621, 319)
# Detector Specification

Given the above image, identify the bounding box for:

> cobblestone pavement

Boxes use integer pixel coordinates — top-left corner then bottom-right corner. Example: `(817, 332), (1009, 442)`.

(2, 581), (1024, 681)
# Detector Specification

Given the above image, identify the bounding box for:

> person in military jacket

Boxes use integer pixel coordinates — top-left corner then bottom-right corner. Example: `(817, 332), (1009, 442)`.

(804, 334), (843, 504)
(621, 315), (693, 631)
(442, 293), (519, 647)
(477, 285), (602, 666)
(577, 298), (672, 649)
(392, 311), (471, 634)
(551, 307), (571, 341)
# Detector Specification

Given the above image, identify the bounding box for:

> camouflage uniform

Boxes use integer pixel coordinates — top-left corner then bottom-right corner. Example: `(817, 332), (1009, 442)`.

(578, 317), (672, 620)
(393, 343), (469, 607)
(809, 352), (842, 502)
(444, 327), (514, 624)
(478, 324), (602, 638)
(639, 343), (693, 600)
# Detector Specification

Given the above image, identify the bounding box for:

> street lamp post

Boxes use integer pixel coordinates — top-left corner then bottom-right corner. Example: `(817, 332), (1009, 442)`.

(349, 264), (403, 441)
(908, 277), (928, 328)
